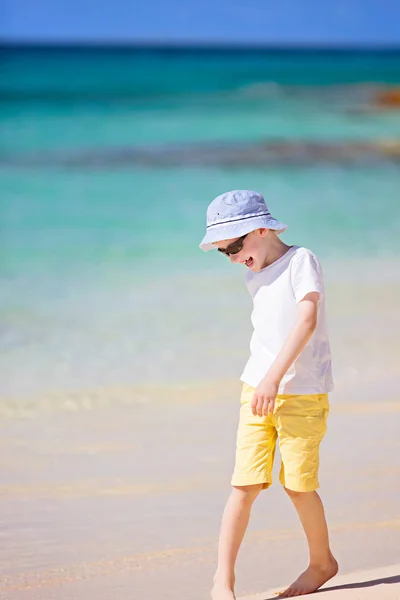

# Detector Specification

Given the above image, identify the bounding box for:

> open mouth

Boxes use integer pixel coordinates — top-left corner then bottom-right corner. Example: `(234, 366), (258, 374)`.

(245, 257), (254, 268)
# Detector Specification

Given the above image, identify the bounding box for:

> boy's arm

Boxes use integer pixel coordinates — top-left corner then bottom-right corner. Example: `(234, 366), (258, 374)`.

(251, 292), (319, 417)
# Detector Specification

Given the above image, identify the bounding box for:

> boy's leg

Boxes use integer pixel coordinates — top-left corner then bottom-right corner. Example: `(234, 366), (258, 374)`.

(278, 489), (338, 597)
(213, 383), (275, 599)
(212, 484), (262, 600)
(274, 394), (338, 597)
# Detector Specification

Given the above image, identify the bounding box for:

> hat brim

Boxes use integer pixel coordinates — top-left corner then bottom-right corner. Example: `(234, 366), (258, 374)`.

(199, 216), (287, 251)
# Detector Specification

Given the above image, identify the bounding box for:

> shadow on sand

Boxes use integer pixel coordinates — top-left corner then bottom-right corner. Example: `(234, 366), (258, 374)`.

(261, 573), (400, 599)
(319, 573), (400, 593)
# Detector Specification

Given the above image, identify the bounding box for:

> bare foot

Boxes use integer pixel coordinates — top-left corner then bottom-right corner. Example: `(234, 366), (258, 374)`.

(211, 583), (236, 600)
(278, 555), (338, 597)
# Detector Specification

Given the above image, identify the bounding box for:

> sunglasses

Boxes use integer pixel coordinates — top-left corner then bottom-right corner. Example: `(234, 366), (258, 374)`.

(217, 234), (249, 256)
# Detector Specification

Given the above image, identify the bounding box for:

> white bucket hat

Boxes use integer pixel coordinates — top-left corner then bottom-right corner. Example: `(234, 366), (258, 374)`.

(199, 190), (287, 251)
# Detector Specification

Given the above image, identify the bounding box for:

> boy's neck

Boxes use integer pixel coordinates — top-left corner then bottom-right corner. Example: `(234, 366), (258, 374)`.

(261, 235), (293, 269)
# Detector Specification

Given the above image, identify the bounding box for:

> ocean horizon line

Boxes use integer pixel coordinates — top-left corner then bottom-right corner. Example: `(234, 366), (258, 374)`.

(1, 41), (400, 54)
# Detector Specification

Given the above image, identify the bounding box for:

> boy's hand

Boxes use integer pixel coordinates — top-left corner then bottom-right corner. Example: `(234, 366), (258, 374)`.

(251, 375), (280, 416)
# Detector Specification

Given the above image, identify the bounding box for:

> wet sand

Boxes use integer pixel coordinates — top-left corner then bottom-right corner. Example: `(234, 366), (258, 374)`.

(0, 376), (399, 600)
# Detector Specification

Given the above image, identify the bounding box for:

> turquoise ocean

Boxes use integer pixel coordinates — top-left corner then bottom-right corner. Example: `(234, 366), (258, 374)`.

(1, 47), (400, 403)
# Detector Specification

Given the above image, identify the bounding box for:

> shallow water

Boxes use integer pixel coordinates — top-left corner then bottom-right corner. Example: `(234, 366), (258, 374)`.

(1, 47), (400, 402)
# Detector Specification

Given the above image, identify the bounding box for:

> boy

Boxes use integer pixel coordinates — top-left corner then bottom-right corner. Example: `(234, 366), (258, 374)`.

(199, 190), (338, 599)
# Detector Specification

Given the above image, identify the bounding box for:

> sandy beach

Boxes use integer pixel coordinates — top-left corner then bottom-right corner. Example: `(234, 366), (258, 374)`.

(1, 363), (400, 600)
(0, 392), (399, 600)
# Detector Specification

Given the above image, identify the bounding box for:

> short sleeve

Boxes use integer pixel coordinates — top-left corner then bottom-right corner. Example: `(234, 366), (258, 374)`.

(290, 250), (323, 303)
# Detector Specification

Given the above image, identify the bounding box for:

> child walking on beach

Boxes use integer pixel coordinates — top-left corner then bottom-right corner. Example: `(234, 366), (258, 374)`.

(199, 190), (338, 598)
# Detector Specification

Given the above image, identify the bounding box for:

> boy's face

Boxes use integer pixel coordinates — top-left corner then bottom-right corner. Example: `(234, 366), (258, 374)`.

(215, 228), (269, 272)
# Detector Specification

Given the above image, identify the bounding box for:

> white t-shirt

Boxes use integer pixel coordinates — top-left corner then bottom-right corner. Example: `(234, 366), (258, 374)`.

(240, 246), (334, 394)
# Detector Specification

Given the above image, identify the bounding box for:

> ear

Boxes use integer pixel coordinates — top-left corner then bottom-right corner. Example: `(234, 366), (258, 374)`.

(258, 228), (270, 238)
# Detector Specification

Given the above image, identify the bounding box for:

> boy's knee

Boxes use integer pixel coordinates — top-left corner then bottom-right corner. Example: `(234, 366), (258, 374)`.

(233, 483), (263, 501)
(284, 486), (306, 500)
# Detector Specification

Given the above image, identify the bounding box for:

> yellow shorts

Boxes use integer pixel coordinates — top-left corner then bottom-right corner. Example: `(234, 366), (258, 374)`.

(231, 384), (330, 492)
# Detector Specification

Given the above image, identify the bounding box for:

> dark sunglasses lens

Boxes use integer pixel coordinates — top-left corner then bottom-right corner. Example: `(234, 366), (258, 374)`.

(226, 240), (243, 255)
(218, 235), (246, 256)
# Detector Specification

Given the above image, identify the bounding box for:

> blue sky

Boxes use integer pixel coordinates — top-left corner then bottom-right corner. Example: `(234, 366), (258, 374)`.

(1, 0), (400, 45)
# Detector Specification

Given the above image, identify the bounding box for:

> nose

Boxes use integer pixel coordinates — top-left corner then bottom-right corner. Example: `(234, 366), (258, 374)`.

(229, 253), (240, 263)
